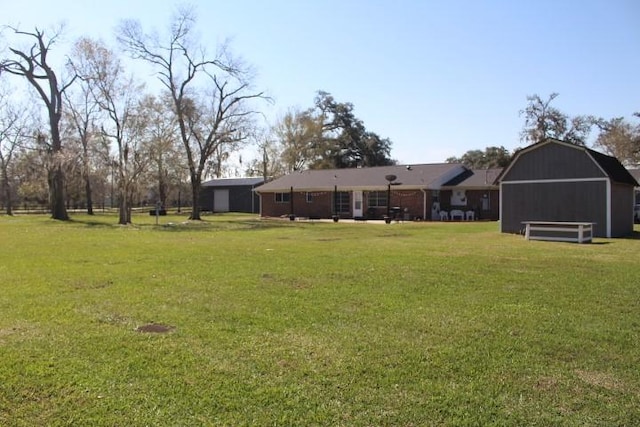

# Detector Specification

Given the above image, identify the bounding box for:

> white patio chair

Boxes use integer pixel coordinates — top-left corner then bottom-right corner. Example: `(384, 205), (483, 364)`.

(450, 209), (464, 220)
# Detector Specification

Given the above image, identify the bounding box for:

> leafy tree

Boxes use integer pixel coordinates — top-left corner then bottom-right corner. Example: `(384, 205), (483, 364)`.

(519, 93), (594, 146)
(310, 91), (393, 168)
(117, 6), (266, 220)
(1, 26), (77, 219)
(446, 146), (512, 169)
(593, 114), (640, 166)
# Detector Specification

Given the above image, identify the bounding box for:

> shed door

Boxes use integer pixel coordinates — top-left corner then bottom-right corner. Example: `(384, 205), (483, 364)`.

(213, 189), (230, 212)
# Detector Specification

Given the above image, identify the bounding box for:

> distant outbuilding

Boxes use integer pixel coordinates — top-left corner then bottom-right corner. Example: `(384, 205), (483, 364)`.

(497, 138), (638, 238)
(200, 177), (264, 213)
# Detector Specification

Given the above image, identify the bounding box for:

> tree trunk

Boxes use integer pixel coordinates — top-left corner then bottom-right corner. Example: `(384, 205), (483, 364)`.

(117, 177), (129, 225)
(118, 194), (128, 225)
(158, 169), (167, 209)
(85, 175), (94, 215)
(84, 145), (94, 215)
(2, 169), (13, 216)
(49, 165), (69, 220)
(189, 176), (201, 220)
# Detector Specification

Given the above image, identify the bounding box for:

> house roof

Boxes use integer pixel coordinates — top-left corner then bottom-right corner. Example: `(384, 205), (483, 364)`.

(442, 168), (502, 189)
(495, 138), (640, 186)
(254, 163), (468, 192)
(202, 177), (265, 187)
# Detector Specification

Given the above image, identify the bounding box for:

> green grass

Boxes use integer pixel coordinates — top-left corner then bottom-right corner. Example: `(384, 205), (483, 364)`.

(0, 213), (638, 426)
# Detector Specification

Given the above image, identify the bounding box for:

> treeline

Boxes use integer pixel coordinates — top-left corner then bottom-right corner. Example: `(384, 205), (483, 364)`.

(0, 6), (395, 222)
(447, 93), (639, 169)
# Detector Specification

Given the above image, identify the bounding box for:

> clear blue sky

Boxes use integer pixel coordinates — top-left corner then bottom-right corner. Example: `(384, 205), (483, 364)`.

(3, 0), (639, 167)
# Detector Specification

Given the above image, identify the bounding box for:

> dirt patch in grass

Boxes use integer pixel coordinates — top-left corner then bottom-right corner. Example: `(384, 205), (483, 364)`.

(575, 369), (624, 391)
(534, 376), (560, 392)
(136, 323), (175, 333)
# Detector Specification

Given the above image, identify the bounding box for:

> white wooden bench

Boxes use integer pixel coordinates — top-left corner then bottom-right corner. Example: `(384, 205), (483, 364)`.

(522, 221), (594, 243)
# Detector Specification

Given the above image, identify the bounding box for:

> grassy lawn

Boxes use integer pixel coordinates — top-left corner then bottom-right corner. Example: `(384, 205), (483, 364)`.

(0, 213), (638, 426)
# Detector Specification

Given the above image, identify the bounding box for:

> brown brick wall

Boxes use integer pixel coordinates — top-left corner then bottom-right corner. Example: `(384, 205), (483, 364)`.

(260, 191), (335, 218)
(260, 189), (498, 220)
(362, 190), (426, 220)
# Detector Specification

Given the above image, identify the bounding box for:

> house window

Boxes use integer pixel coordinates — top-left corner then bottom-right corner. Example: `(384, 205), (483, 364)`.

(451, 190), (467, 206)
(334, 191), (350, 214)
(275, 192), (290, 203)
(368, 191), (387, 208)
(306, 192), (313, 203)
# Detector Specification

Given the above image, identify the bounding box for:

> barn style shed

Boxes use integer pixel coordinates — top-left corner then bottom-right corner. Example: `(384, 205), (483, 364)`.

(497, 139), (638, 238)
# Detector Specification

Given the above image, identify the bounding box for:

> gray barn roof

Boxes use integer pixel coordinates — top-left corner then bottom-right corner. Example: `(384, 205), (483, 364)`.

(496, 138), (639, 186)
(255, 163), (467, 192)
(625, 168), (640, 187)
(202, 177), (265, 187)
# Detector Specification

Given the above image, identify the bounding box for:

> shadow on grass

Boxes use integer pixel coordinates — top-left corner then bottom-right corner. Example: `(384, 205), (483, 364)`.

(151, 218), (297, 233)
(68, 218), (115, 228)
(621, 230), (640, 240)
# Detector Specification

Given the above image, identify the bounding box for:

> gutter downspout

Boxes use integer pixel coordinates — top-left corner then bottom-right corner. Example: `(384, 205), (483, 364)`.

(251, 184), (255, 214)
(254, 189), (262, 217)
(499, 181), (503, 232)
(421, 188), (428, 220)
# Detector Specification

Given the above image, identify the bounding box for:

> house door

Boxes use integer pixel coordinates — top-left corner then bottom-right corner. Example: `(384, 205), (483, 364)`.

(213, 189), (230, 212)
(353, 191), (363, 217)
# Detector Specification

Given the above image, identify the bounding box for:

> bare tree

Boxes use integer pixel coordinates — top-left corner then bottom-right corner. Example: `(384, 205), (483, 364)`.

(273, 108), (320, 173)
(71, 37), (148, 224)
(244, 131), (287, 180)
(138, 94), (183, 209)
(62, 55), (102, 215)
(0, 83), (32, 214)
(0, 26), (77, 220)
(117, 6), (266, 220)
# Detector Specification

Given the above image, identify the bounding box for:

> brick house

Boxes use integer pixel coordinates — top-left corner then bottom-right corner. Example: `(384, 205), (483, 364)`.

(254, 164), (500, 221)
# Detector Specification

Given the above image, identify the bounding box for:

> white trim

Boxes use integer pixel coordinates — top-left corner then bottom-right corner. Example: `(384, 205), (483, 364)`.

(584, 151), (610, 178)
(606, 179), (611, 237)
(523, 221), (593, 243)
(499, 182), (504, 231)
(528, 235), (589, 243)
(501, 177), (609, 185)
